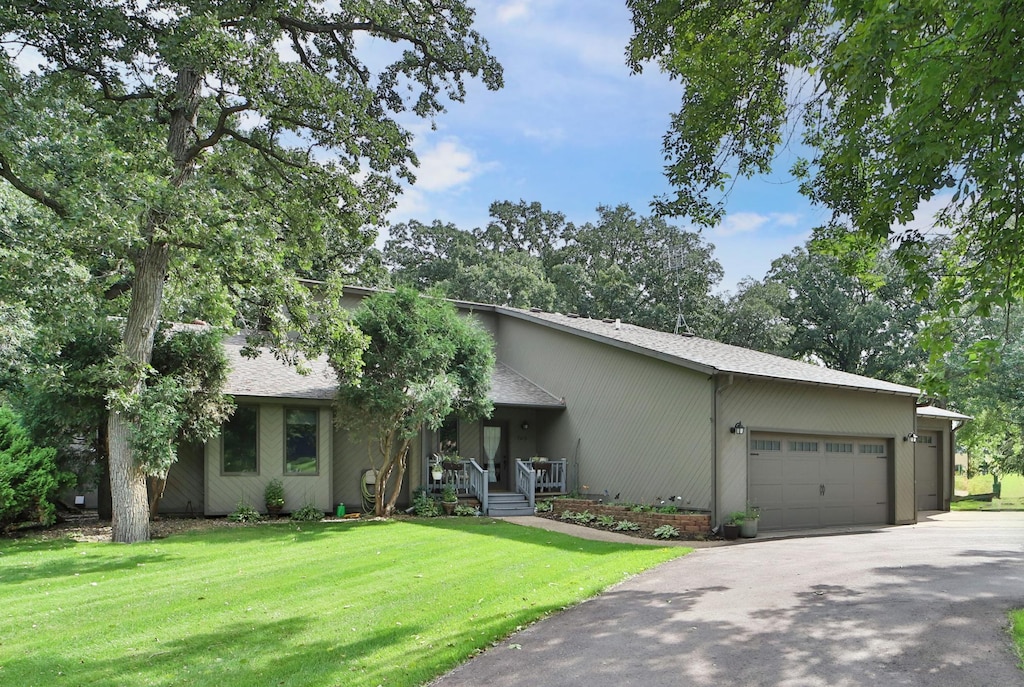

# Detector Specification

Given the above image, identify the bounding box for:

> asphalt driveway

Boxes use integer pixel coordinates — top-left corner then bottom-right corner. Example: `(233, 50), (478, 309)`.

(431, 512), (1024, 687)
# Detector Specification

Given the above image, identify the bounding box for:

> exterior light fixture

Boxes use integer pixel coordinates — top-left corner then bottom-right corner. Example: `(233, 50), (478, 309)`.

(904, 433), (919, 443)
(730, 421), (746, 435)
(520, 421), (530, 431)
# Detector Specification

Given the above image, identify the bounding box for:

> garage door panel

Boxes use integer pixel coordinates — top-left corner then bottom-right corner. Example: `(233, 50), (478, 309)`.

(749, 458), (784, 485)
(749, 433), (890, 531)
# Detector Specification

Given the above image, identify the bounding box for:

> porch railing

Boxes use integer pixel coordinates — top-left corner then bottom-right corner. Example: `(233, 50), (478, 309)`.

(513, 460), (537, 510)
(532, 459), (567, 494)
(466, 460), (488, 515)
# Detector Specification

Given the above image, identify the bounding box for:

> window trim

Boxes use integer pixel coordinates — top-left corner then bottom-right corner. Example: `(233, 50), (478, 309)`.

(283, 406), (320, 476)
(221, 404), (260, 476)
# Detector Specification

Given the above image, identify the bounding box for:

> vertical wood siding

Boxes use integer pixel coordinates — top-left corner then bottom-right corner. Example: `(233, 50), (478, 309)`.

(204, 402), (332, 515)
(496, 318), (715, 509)
(720, 379), (917, 525)
(332, 427), (422, 512)
(160, 441), (204, 513)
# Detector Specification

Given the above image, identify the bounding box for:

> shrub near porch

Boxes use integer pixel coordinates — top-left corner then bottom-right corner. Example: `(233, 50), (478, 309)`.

(550, 499), (712, 536)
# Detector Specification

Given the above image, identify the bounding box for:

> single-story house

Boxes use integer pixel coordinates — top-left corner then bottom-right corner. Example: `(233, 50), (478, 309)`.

(154, 286), (966, 531)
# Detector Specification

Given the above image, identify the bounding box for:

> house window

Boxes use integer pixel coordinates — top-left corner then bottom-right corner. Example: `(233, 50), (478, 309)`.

(439, 417), (459, 455)
(751, 439), (781, 451)
(826, 442), (853, 453)
(917, 435), (934, 445)
(223, 405), (258, 474)
(859, 443), (886, 455)
(285, 408), (318, 475)
(789, 441), (819, 452)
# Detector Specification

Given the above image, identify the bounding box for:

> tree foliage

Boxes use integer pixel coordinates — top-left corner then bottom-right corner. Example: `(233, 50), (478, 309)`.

(326, 288), (494, 517)
(386, 200), (723, 335)
(0, 404), (73, 528)
(627, 0), (1024, 380)
(0, 1), (501, 541)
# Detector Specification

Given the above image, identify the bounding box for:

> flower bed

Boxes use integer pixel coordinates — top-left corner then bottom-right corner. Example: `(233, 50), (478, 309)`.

(545, 498), (711, 539)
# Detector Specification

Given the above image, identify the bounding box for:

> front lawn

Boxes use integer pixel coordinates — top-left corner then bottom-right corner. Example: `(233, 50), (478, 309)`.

(952, 473), (1024, 511)
(0, 518), (688, 687)
(1013, 609), (1024, 669)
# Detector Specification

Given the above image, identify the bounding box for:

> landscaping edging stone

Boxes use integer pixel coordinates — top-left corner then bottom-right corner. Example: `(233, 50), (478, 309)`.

(548, 499), (712, 536)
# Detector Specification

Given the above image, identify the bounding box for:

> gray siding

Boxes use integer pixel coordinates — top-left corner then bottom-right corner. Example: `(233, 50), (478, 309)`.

(160, 441), (204, 514)
(331, 427), (421, 512)
(496, 316), (715, 509)
(719, 379), (917, 525)
(205, 402), (332, 515)
(917, 417), (955, 511)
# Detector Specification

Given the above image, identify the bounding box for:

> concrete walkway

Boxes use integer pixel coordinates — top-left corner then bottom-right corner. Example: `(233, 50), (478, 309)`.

(435, 511), (1024, 686)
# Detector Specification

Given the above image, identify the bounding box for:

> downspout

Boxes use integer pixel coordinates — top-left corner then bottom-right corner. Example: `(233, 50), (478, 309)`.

(712, 373), (735, 529)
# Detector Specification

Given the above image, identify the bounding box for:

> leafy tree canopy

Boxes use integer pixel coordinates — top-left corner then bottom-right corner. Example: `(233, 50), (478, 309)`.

(325, 287), (494, 516)
(0, 0), (501, 541)
(386, 200), (723, 335)
(628, 0), (1024, 380)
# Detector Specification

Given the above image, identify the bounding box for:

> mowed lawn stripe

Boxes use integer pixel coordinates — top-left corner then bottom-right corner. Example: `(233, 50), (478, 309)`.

(1, 518), (688, 687)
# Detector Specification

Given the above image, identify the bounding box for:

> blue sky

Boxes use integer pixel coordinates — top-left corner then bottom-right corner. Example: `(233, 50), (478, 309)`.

(386, 1), (825, 293)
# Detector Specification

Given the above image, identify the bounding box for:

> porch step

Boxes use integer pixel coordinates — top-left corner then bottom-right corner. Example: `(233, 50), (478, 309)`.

(486, 492), (535, 517)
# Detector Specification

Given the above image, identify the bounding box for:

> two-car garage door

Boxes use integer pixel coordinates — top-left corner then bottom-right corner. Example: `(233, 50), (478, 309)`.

(749, 433), (891, 530)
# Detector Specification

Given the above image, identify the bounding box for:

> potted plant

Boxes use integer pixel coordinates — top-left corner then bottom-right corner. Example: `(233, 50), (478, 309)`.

(739, 503), (760, 538)
(441, 483), (458, 515)
(264, 478), (285, 517)
(430, 454), (443, 481)
(441, 453), (463, 471)
(722, 511), (744, 540)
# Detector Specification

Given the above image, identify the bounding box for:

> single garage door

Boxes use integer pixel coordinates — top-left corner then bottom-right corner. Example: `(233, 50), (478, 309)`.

(915, 431), (940, 511)
(749, 433), (890, 530)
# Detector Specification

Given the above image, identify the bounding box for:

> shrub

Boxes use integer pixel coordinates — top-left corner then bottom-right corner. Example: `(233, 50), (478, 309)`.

(596, 514), (616, 527)
(290, 504), (324, 522)
(0, 405), (72, 528)
(535, 499), (553, 513)
(227, 500), (262, 523)
(613, 520), (640, 532)
(653, 524), (680, 539)
(264, 478), (285, 508)
(413, 488), (441, 517)
(453, 504), (477, 516)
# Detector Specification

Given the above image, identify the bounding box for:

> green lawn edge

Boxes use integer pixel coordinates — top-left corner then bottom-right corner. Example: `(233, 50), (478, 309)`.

(0, 518), (689, 687)
(1011, 609), (1024, 670)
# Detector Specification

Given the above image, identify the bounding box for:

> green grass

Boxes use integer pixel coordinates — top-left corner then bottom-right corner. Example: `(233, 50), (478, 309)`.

(0, 519), (687, 687)
(1012, 609), (1024, 669)
(951, 473), (1024, 511)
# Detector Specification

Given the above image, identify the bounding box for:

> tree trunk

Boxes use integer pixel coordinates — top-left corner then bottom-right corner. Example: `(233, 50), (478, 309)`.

(383, 438), (411, 516)
(148, 474), (167, 519)
(109, 240), (170, 543)
(106, 65), (199, 543)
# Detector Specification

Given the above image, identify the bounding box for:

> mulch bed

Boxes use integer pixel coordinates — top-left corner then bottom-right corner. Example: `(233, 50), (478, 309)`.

(535, 509), (716, 542)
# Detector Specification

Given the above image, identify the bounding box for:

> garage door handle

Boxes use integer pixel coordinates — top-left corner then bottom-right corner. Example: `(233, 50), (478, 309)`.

(820, 484), (825, 496)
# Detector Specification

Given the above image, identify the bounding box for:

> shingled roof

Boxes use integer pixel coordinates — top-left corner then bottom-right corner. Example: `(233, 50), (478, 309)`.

(223, 334), (564, 407)
(497, 308), (921, 397)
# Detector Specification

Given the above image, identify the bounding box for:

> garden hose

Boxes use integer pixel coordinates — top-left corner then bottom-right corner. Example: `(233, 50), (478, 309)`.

(361, 469), (377, 514)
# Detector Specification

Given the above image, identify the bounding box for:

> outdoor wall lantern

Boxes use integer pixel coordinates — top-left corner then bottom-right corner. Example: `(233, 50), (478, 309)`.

(520, 421), (530, 430)
(730, 421), (746, 435)
(904, 433), (919, 443)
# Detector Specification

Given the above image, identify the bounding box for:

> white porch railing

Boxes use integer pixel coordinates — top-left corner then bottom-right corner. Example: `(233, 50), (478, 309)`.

(514, 460), (537, 510)
(532, 459), (567, 494)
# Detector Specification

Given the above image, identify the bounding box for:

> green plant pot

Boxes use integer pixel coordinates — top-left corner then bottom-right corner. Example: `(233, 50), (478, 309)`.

(740, 519), (758, 538)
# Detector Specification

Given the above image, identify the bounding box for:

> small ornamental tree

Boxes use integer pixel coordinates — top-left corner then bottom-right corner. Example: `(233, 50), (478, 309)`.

(0, 404), (73, 528)
(326, 288), (494, 516)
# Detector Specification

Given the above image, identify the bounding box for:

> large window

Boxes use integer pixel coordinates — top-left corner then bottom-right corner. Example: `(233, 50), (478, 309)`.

(223, 405), (258, 474)
(285, 408), (318, 475)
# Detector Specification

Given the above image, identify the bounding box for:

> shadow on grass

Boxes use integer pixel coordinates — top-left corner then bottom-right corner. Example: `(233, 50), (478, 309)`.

(0, 547), (179, 585)
(4, 595), (580, 687)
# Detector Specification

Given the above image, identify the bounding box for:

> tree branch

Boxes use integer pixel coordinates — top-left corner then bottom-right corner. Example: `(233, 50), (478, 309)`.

(0, 151), (67, 217)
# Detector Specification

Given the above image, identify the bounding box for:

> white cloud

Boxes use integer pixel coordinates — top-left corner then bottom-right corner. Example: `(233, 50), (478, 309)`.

(893, 192), (954, 237)
(714, 211), (804, 237)
(496, 1), (531, 23)
(413, 137), (493, 192)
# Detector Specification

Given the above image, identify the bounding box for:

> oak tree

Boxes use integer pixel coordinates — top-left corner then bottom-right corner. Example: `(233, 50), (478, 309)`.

(0, 1), (501, 541)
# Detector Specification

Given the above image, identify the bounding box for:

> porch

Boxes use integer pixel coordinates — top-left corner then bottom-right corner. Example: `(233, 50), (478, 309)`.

(428, 458), (567, 517)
